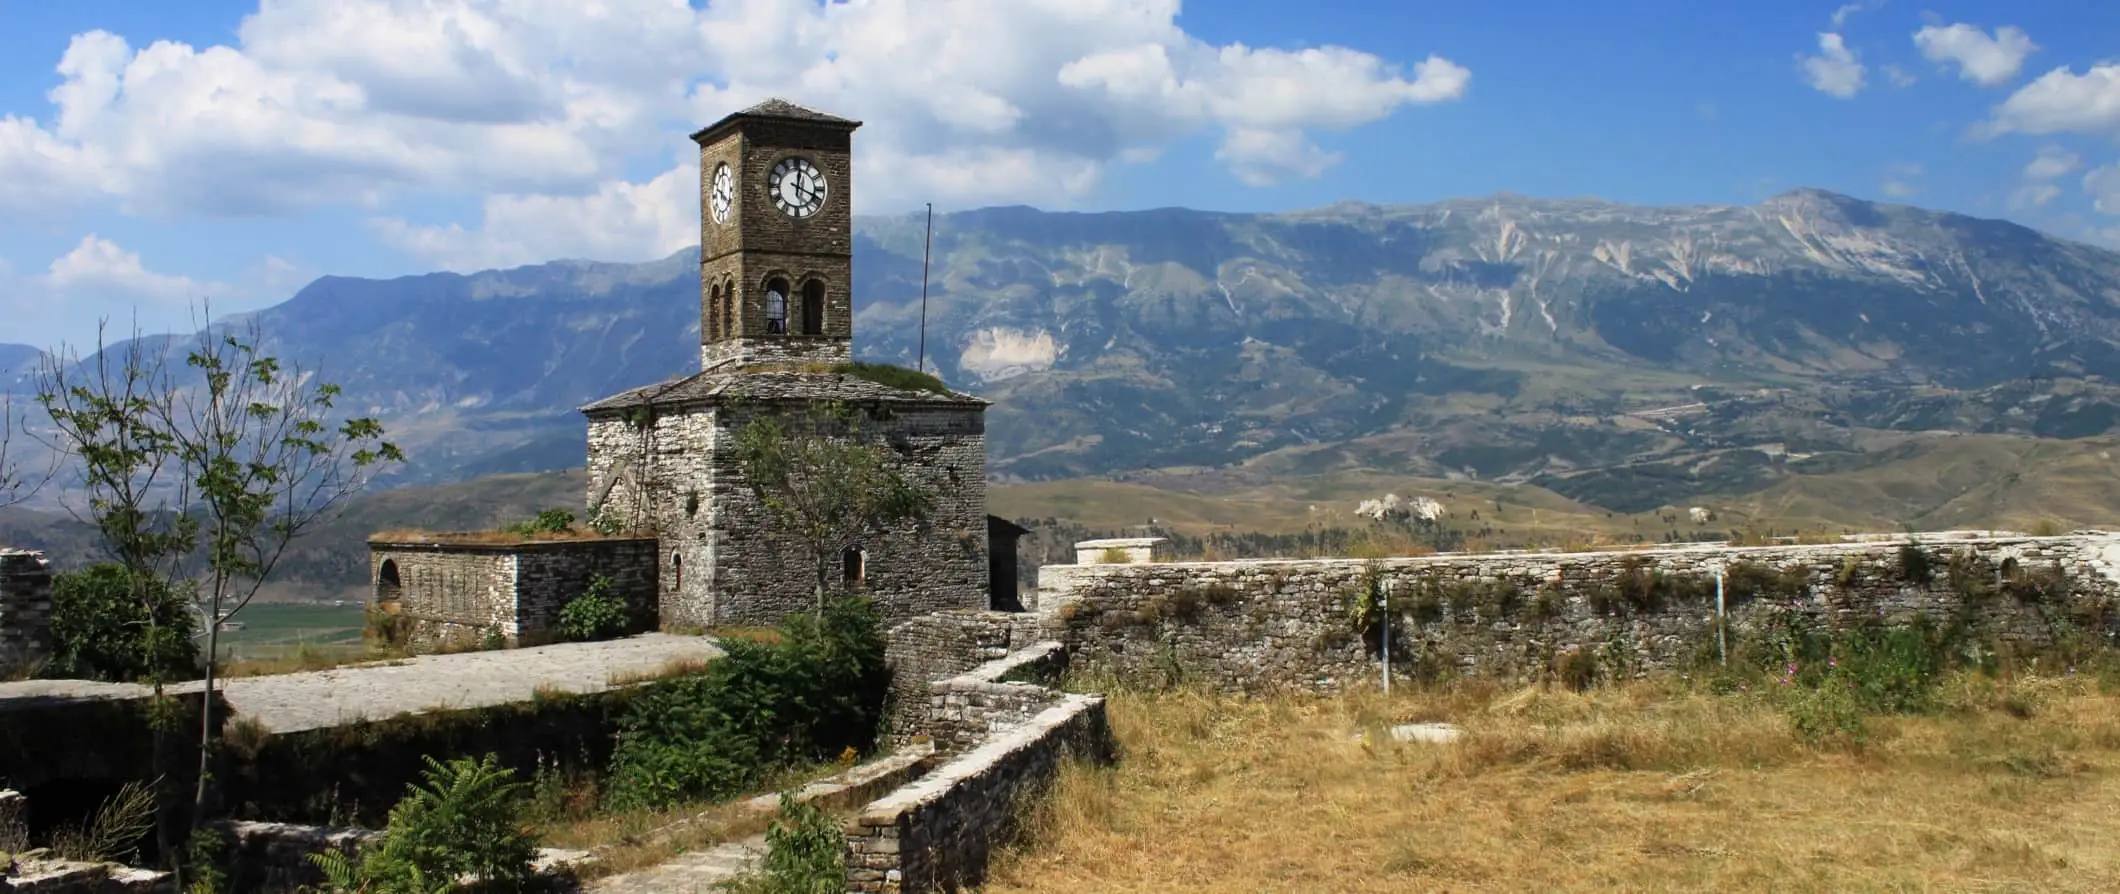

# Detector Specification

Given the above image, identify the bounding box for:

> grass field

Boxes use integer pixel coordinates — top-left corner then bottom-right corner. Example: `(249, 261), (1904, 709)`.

(988, 676), (2120, 893)
(212, 602), (366, 663)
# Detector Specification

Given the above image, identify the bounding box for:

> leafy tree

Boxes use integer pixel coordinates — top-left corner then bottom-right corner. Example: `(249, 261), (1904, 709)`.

(157, 314), (402, 817)
(44, 563), (199, 682)
(730, 402), (933, 614)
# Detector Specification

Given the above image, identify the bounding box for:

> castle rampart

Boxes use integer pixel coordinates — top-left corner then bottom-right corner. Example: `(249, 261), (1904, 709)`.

(1036, 531), (2120, 691)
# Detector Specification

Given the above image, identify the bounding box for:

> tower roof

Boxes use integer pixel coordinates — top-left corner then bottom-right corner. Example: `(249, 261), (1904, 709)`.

(689, 98), (862, 144)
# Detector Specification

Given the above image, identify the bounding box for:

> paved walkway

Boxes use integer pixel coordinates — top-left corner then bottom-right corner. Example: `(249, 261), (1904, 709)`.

(583, 835), (767, 893)
(0, 634), (723, 734)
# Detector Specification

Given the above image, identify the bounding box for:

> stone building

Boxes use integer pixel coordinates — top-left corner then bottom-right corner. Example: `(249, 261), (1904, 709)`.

(577, 99), (1007, 630)
(365, 535), (659, 648)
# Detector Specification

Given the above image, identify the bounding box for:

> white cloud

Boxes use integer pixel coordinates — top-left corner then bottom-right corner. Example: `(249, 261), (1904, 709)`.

(1800, 33), (1866, 99)
(0, 235), (243, 350)
(2008, 182), (2060, 210)
(1882, 65), (1916, 87)
(2024, 146), (2082, 180)
(1913, 23), (2037, 87)
(1830, 1), (1883, 30)
(1985, 64), (2120, 137)
(1880, 161), (1922, 198)
(0, 0), (1470, 268)
(2086, 165), (2120, 216)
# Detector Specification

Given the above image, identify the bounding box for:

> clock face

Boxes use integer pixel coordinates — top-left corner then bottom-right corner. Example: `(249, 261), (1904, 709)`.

(768, 157), (827, 219)
(709, 164), (734, 224)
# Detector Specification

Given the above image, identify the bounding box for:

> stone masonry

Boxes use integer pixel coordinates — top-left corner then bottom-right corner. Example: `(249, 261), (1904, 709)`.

(366, 537), (658, 648)
(1037, 531), (2120, 692)
(0, 548), (52, 679)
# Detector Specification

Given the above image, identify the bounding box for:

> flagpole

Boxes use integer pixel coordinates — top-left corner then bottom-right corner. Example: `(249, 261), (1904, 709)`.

(917, 202), (933, 374)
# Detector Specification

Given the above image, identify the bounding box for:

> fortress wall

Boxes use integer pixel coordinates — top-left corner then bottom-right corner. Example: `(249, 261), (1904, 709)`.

(1034, 532), (2120, 692)
(0, 548), (53, 678)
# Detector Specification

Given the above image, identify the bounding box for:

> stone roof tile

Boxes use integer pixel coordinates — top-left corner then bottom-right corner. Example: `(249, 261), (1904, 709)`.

(580, 368), (985, 414)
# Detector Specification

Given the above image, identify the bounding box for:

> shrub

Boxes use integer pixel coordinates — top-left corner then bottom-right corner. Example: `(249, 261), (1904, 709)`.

(1098, 547), (1132, 565)
(557, 575), (629, 642)
(605, 596), (889, 811)
(720, 793), (847, 894)
(505, 508), (576, 538)
(1898, 543), (1934, 585)
(311, 753), (539, 893)
(43, 563), (200, 682)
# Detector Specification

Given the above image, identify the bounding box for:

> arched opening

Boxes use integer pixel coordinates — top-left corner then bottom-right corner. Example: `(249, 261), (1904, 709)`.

(841, 545), (865, 589)
(801, 280), (825, 335)
(764, 277), (790, 334)
(672, 551), (683, 592)
(721, 279), (736, 337)
(708, 282), (723, 339)
(377, 559), (402, 613)
(2000, 556), (2022, 582)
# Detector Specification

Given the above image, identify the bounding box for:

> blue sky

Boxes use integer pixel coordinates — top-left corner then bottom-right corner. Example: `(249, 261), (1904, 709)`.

(2, 0), (2118, 350)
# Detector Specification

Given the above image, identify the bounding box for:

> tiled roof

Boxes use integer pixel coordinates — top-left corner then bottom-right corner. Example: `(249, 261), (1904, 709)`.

(580, 368), (985, 414)
(689, 98), (861, 142)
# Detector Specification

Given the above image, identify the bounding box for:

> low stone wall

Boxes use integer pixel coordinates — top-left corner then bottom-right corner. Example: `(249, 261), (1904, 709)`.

(882, 610), (1046, 745)
(213, 820), (379, 894)
(915, 644), (1066, 753)
(0, 549), (53, 680)
(2, 858), (171, 893)
(367, 537), (659, 650)
(1036, 531), (2120, 692)
(845, 693), (1112, 894)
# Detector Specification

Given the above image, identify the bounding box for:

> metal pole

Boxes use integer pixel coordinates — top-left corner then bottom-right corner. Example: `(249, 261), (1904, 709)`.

(917, 202), (933, 374)
(1715, 566), (1727, 666)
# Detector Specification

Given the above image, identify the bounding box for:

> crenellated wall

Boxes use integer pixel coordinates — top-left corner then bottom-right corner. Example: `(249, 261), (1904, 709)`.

(0, 548), (53, 679)
(1036, 531), (2120, 692)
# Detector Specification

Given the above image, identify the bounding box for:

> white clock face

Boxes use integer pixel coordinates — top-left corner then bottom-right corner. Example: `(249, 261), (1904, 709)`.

(709, 164), (734, 224)
(768, 157), (827, 219)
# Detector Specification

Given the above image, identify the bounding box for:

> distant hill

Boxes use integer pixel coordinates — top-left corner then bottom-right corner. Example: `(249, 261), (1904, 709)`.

(8, 188), (2120, 564)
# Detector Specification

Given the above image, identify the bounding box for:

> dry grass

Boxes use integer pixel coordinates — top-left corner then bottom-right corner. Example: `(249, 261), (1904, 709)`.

(220, 642), (376, 678)
(988, 676), (2120, 893)
(532, 761), (839, 881)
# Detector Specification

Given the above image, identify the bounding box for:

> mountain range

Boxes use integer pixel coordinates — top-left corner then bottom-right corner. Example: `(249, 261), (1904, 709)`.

(9, 187), (2120, 579)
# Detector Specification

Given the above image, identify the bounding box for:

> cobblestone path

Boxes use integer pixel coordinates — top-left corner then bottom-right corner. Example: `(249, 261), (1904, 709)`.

(582, 835), (767, 893)
(0, 634), (723, 734)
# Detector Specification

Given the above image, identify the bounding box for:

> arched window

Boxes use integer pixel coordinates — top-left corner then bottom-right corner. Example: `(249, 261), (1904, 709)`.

(764, 277), (789, 334)
(721, 279), (736, 337)
(708, 282), (723, 340)
(377, 559), (402, 612)
(672, 551), (683, 591)
(801, 280), (825, 335)
(841, 545), (865, 588)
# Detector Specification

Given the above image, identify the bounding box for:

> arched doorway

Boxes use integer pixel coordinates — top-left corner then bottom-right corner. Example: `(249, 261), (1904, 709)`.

(841, 545), (865, 589)
(377, 559), (402, 613)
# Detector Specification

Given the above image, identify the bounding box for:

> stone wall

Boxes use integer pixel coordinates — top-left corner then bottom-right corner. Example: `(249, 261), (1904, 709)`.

(882, 610), (1046, 746)
(0, 549), (52, 679)
(913, 644), (1067, 753)
(367, 537), (658, 650)
(845, 693), (1112, 894)
(1036, 532), (2120, 692)
(707, 402), (990, 629)
(213, 820), (379, 894)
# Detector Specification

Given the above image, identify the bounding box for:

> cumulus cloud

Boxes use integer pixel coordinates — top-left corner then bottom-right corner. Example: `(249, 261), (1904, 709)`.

(2087, 165), (2120, 216)
(0, 236), (239, 350)
(1984, 64), (2120, 137)
(1914, 23), (2037, 87)
(1879, 162), (1922, 198)
(0, 0), (1470, 268)
(1800, 33), (1866, 99)
(2024, 146), (2082, 180)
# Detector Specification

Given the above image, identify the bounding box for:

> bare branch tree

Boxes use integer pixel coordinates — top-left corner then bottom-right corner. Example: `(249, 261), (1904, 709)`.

(0, 390), (54, 508)
(161, 308), (403, 817)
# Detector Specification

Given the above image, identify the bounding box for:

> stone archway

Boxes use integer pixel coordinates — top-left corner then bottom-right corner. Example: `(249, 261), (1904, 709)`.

(377, 559), (403, 614)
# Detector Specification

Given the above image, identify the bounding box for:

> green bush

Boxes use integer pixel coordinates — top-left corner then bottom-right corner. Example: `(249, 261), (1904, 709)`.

(719, 793), (847, 894)
(310, 753), (539, 893)
(505, 508), (576, 538)
(605, 596), (888, 811)
(43, 563), (200, 682)
(557, 575), (629, 642)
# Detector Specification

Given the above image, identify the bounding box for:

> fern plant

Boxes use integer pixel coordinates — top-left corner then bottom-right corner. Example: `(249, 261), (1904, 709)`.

(305, 754), (537, 893)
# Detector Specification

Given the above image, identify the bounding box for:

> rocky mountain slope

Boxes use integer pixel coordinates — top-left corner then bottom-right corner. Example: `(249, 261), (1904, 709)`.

(10, 189), (2120, 517)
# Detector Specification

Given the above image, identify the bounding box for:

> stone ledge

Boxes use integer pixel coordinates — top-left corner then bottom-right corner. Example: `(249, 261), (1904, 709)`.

(854, 694), (1104, 825)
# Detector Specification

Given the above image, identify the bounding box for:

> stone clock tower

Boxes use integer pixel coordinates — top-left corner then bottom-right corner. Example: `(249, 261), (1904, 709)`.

(579, 99), (1009, 633)
(692, 99), (860, 370)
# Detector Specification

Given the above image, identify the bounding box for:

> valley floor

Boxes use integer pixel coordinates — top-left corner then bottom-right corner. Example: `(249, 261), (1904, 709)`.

(987, 677), (2120, 893)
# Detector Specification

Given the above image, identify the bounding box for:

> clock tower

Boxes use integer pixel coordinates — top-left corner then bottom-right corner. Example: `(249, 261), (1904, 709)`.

(691, 98), (860, 370)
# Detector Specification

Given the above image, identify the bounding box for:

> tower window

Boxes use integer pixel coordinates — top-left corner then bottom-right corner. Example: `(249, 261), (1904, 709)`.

(765, 277), (789, 334)
(708, 282), (723, 340)
(721, 280), (736, 337)
(801, 280), (825, 336)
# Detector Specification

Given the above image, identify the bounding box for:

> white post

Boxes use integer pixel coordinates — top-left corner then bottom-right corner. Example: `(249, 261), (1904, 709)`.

(1380, 578), (1392, 697)
(1715, 565), (1727, 666)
